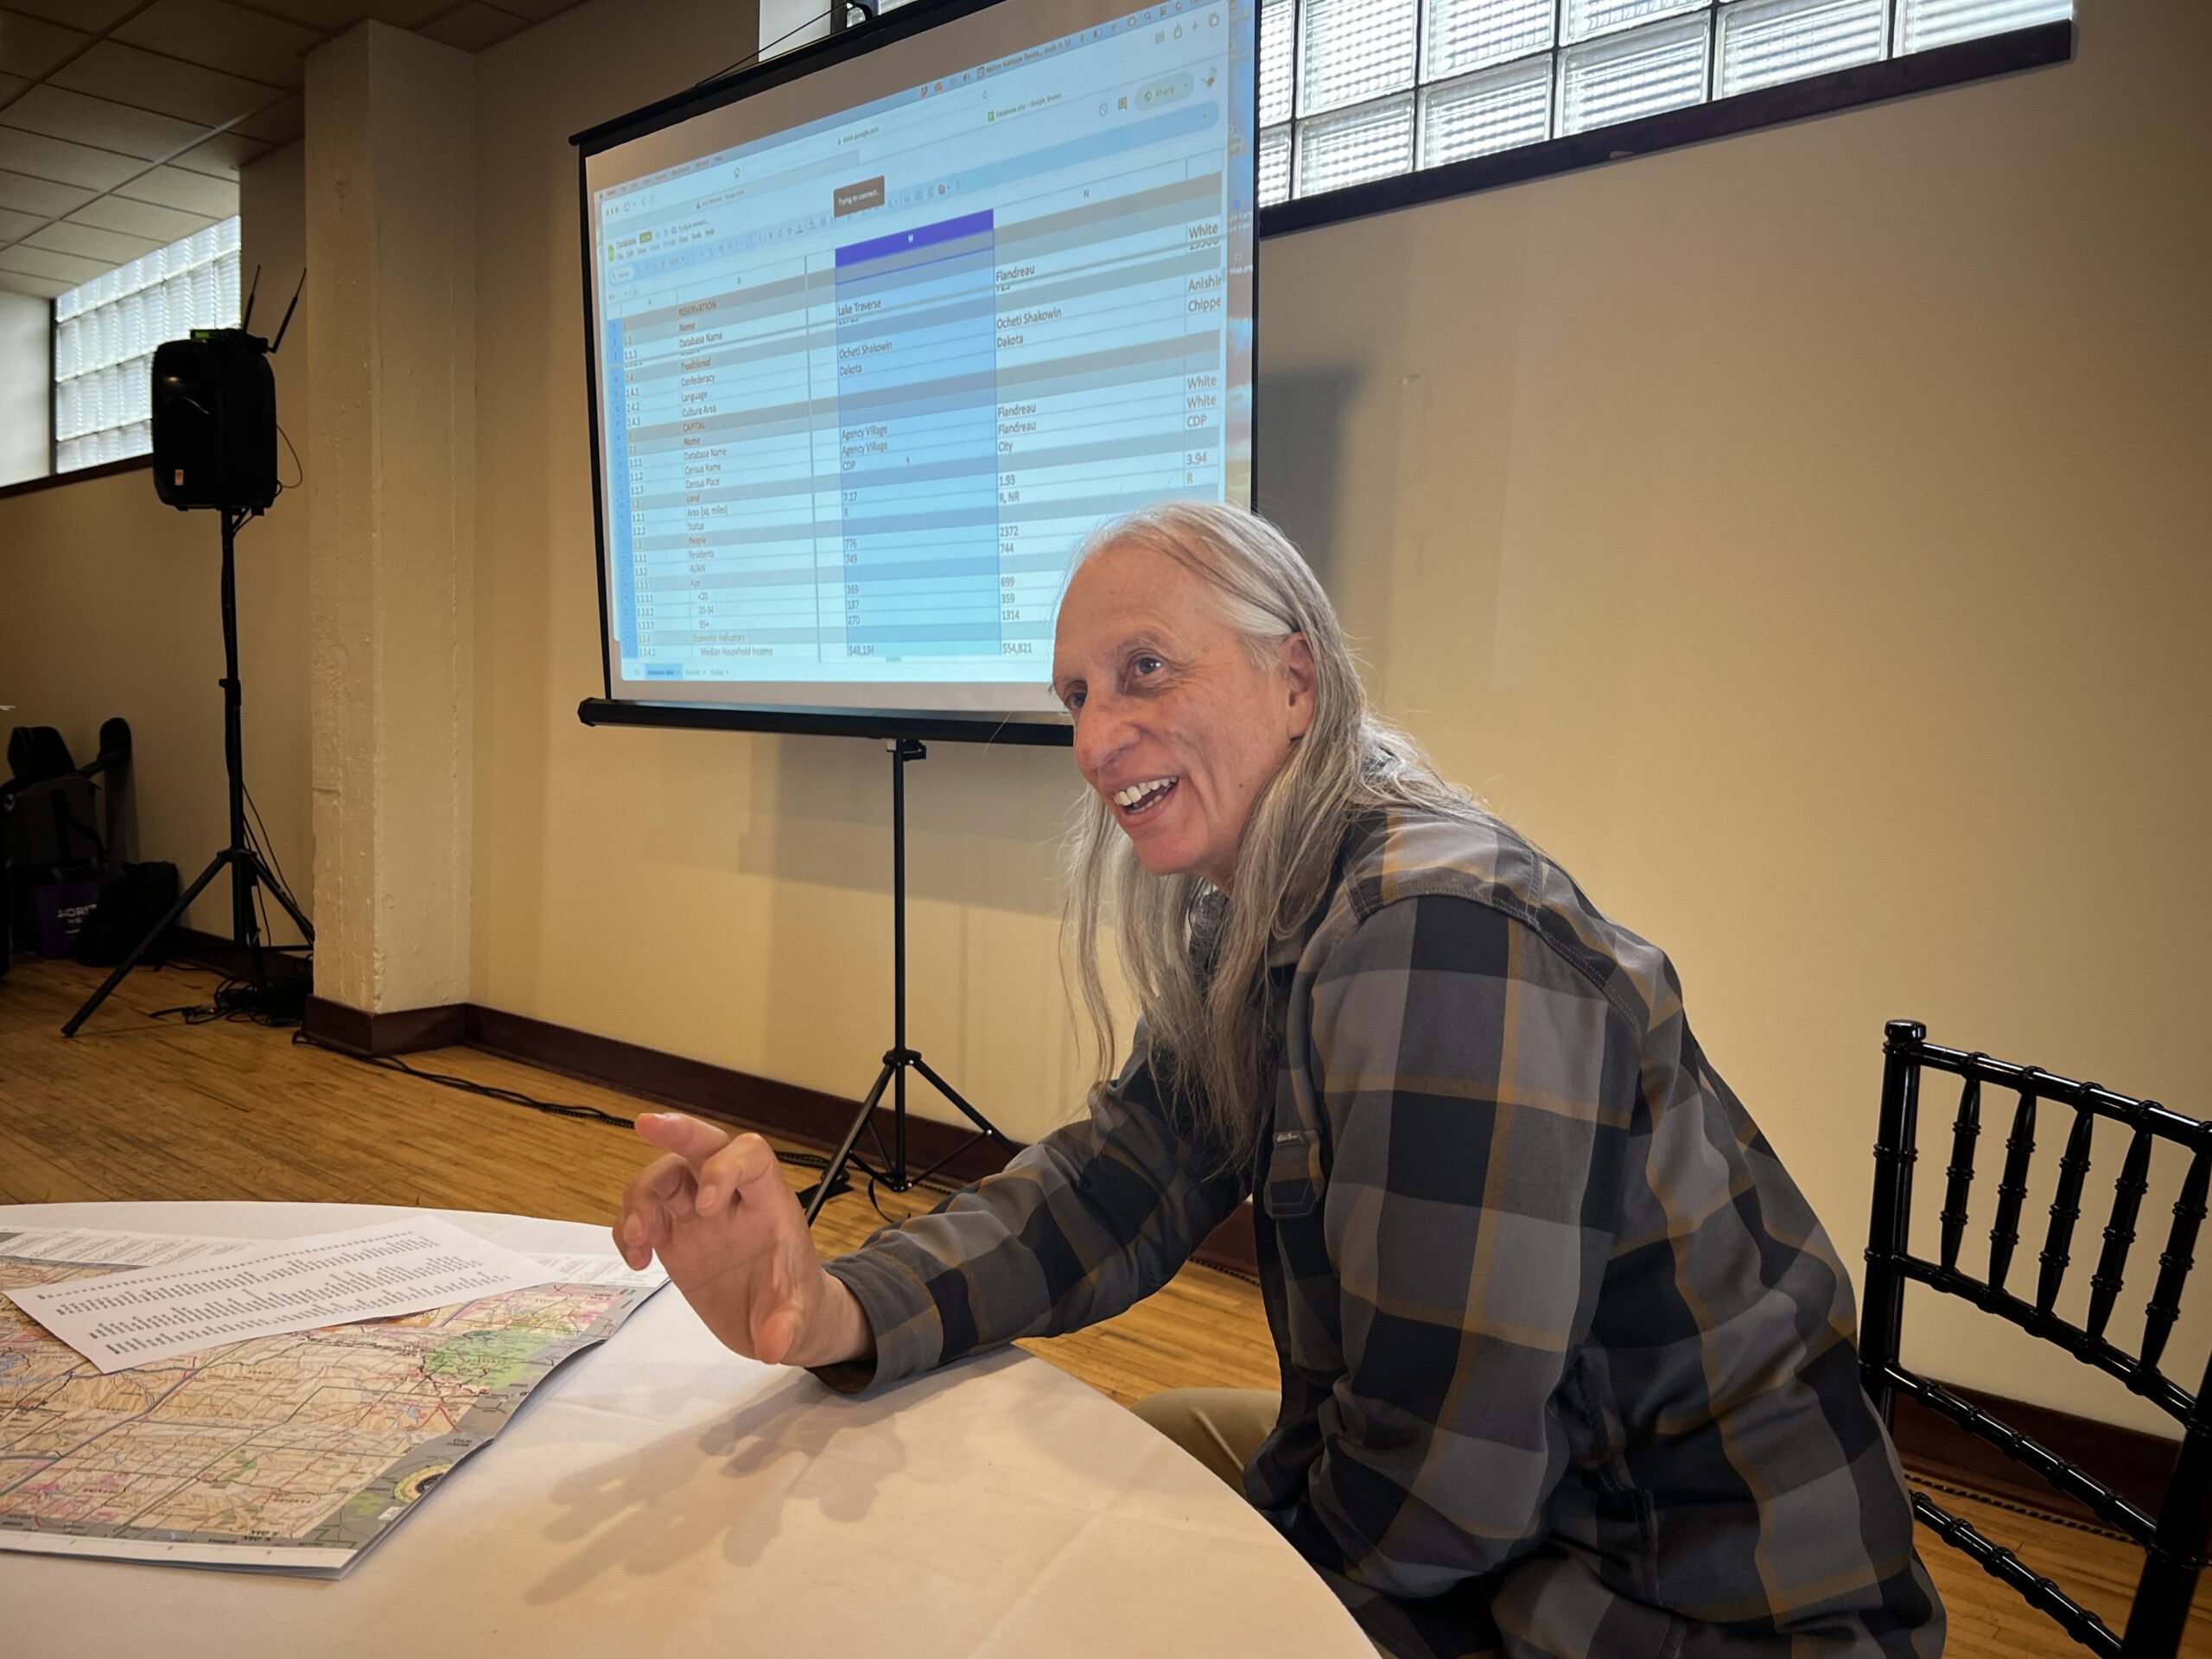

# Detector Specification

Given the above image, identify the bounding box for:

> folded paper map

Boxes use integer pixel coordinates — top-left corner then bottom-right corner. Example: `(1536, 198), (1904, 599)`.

(0, 1224), (664, 1573)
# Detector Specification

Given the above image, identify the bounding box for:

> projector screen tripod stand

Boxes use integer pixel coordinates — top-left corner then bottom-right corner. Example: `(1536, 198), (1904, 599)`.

(62, 506), (313, 1036)
(800, 739), (1019, 1224)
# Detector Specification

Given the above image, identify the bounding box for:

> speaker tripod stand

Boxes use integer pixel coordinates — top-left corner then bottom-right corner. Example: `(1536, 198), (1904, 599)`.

(799, 739), (1018, 1224)
(63, 505), (312, 1036)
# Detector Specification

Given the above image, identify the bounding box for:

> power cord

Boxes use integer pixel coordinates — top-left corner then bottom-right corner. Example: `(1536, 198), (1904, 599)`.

(285, 1027), (893, 1211)
(693, 3), (859, 89)
(242, 784), (309, 943)
(141, 785), (310, 1024)
(149, 970), (305, 1027)
(273, 423), (304, 496)
(1907, 1474), (2131, 1544)
(291, 1028), (639, 1127)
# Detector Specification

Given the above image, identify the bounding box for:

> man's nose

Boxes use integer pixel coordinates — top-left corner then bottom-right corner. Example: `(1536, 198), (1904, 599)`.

(1073, 695), (1137, 782)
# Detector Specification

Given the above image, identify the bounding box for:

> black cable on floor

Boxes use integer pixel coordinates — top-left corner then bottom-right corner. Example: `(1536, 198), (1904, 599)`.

(288, 1026), (840, 1181)
(149, 969), (306, 1027)
(1907, 1475), (2133, 1544)
(141, 984), (1236, 1260)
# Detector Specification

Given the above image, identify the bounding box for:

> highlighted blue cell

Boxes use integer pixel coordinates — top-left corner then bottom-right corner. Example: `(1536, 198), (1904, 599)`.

(604, 315), (636, 653)
(836, 210), (996, 270)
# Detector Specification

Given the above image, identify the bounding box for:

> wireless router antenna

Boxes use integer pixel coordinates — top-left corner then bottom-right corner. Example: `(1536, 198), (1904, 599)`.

(241, 263), (262, 333)
(270, 270), (306, 354)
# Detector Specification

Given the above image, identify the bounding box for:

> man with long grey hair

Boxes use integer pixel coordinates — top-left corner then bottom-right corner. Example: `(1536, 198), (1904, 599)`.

(614, 502), (1943, 1658)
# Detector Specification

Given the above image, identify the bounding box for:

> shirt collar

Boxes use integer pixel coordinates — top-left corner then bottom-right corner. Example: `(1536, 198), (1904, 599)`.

(1262, 809), (1385, 972)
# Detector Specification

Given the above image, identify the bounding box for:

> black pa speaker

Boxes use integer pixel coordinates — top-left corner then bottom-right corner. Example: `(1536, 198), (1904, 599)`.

(151, 329), (277, 512)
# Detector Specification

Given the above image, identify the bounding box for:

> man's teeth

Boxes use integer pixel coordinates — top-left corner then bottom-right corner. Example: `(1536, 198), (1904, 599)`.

(1113, 777), (1177, 808)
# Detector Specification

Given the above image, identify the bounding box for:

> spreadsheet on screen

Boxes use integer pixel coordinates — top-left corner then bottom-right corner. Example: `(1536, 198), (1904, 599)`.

(588, 0), (1255, 702)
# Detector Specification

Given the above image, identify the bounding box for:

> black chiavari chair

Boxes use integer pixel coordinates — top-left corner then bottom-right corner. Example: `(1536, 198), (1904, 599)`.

(1860, 1020), (2211, 1658)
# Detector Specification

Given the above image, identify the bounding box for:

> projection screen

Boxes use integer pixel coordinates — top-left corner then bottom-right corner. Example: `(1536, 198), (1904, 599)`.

(575, 0), (1258, 735)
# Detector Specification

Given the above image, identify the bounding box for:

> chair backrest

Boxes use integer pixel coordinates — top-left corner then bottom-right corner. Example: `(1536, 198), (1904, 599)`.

(1861, 1020), (2211, 1659)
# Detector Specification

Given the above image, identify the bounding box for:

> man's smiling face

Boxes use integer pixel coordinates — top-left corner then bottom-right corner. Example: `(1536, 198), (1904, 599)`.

(1052, 542), (1313, 889)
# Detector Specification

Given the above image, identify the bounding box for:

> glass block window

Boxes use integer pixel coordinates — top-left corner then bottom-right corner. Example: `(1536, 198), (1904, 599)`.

(52, 216), (241, 475)
(1898, 0), (2069, 54)
(1559, 13), (1710, 133)
(1421, 55), (1553, 167)
(1258, 0), (2070, 206)
(1719, 0), (1889, 97)
(1427, 0), (1553, 80)
(1298, 92), (1418, 190)
(1298, 0), (1421, 114)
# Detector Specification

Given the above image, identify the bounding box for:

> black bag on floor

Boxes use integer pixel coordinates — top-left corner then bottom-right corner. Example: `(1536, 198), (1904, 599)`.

(73, 861), (181, 968)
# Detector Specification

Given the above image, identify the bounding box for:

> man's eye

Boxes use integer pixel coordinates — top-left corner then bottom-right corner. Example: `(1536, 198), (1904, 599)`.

(1132, 655), (1163, 677)
(1064, 690), (1085, 712)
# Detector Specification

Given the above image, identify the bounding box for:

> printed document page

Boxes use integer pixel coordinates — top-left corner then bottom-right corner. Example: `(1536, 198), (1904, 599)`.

(3, 1217), (563, 1372)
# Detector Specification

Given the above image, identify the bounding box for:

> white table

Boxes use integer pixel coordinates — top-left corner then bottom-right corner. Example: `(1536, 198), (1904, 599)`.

(3, 1202), (1372, 1658)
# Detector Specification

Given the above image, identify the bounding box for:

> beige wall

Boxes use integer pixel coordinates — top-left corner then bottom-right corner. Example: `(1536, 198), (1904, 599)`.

(0, 140), (310, 945)
(471, 1), (2207, 1430)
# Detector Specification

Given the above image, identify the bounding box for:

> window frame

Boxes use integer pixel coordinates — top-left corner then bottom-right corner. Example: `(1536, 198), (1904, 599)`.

(1253, 16), (2073, 239)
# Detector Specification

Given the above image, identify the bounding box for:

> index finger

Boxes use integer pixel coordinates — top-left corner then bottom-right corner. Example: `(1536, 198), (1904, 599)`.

(633, 1110), (732, 1171)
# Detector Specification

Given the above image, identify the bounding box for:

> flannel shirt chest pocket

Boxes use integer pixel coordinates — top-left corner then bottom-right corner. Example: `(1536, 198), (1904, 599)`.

(1259, 965), (1325, 1220)
(1262, 1125), (1323, 1218)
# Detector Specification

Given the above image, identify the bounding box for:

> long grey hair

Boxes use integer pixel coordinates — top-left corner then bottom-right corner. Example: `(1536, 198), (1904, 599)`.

(1060, 501), (1482, 1173)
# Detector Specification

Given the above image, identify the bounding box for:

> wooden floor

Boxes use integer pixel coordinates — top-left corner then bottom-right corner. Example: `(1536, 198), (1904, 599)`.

(2, 957), (2203, 1656)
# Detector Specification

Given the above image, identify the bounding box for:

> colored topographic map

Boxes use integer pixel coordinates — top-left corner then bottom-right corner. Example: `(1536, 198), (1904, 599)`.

(0, 1242), (657, 1573)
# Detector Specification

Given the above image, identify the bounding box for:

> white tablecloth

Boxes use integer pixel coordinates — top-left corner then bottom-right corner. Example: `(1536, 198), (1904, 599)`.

(3, 1201), (1372, 1657)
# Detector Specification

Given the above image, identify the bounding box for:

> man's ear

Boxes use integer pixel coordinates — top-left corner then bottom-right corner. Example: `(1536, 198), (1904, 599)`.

(1281, 632), (1317, 740)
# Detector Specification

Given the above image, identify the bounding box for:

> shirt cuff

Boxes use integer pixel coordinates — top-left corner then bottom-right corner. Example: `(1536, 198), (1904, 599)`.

(812, 1248), (944, 1395)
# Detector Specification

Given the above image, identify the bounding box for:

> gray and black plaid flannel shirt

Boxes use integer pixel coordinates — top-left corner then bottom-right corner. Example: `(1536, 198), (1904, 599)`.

(821, 807), (1944, 1658)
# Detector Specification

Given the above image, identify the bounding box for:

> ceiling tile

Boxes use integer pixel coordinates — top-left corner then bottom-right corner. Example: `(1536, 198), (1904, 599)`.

(27, 219), (164, 264)
(416, 3), (523, 52)
(250, 2), (449, 28)
(68, 194), (212, 243)
(116, 0), (333, 92)
(0, 269), (71, 297)
(2, 69), (31, 103)
(0, 12), (92, 81)
(168, 130), (267, 176)
(0, 204), (47, 241)
(234, 92), (302, 144)
(3, 85), (210, 162)
(111, 163), (238, 214)
(3, 2), (143, 29)
(0, 242), (109, 283)
(52, 41), (275, 128)
(0, 166), (92, 216)
(0, 128), (143, 189)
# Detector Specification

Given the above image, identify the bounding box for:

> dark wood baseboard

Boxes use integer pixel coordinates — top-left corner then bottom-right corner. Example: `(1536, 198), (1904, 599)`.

(165, 926), (313, 986)
(300, 995), (467, 1058)
(455, 999), (1260, 1269)
(1891, 1382), (2179, 1529)
(1191, 1201), (1258, 1279)
(462, 1004), (1019, 1189)
(292, 985), (2172, 1515)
